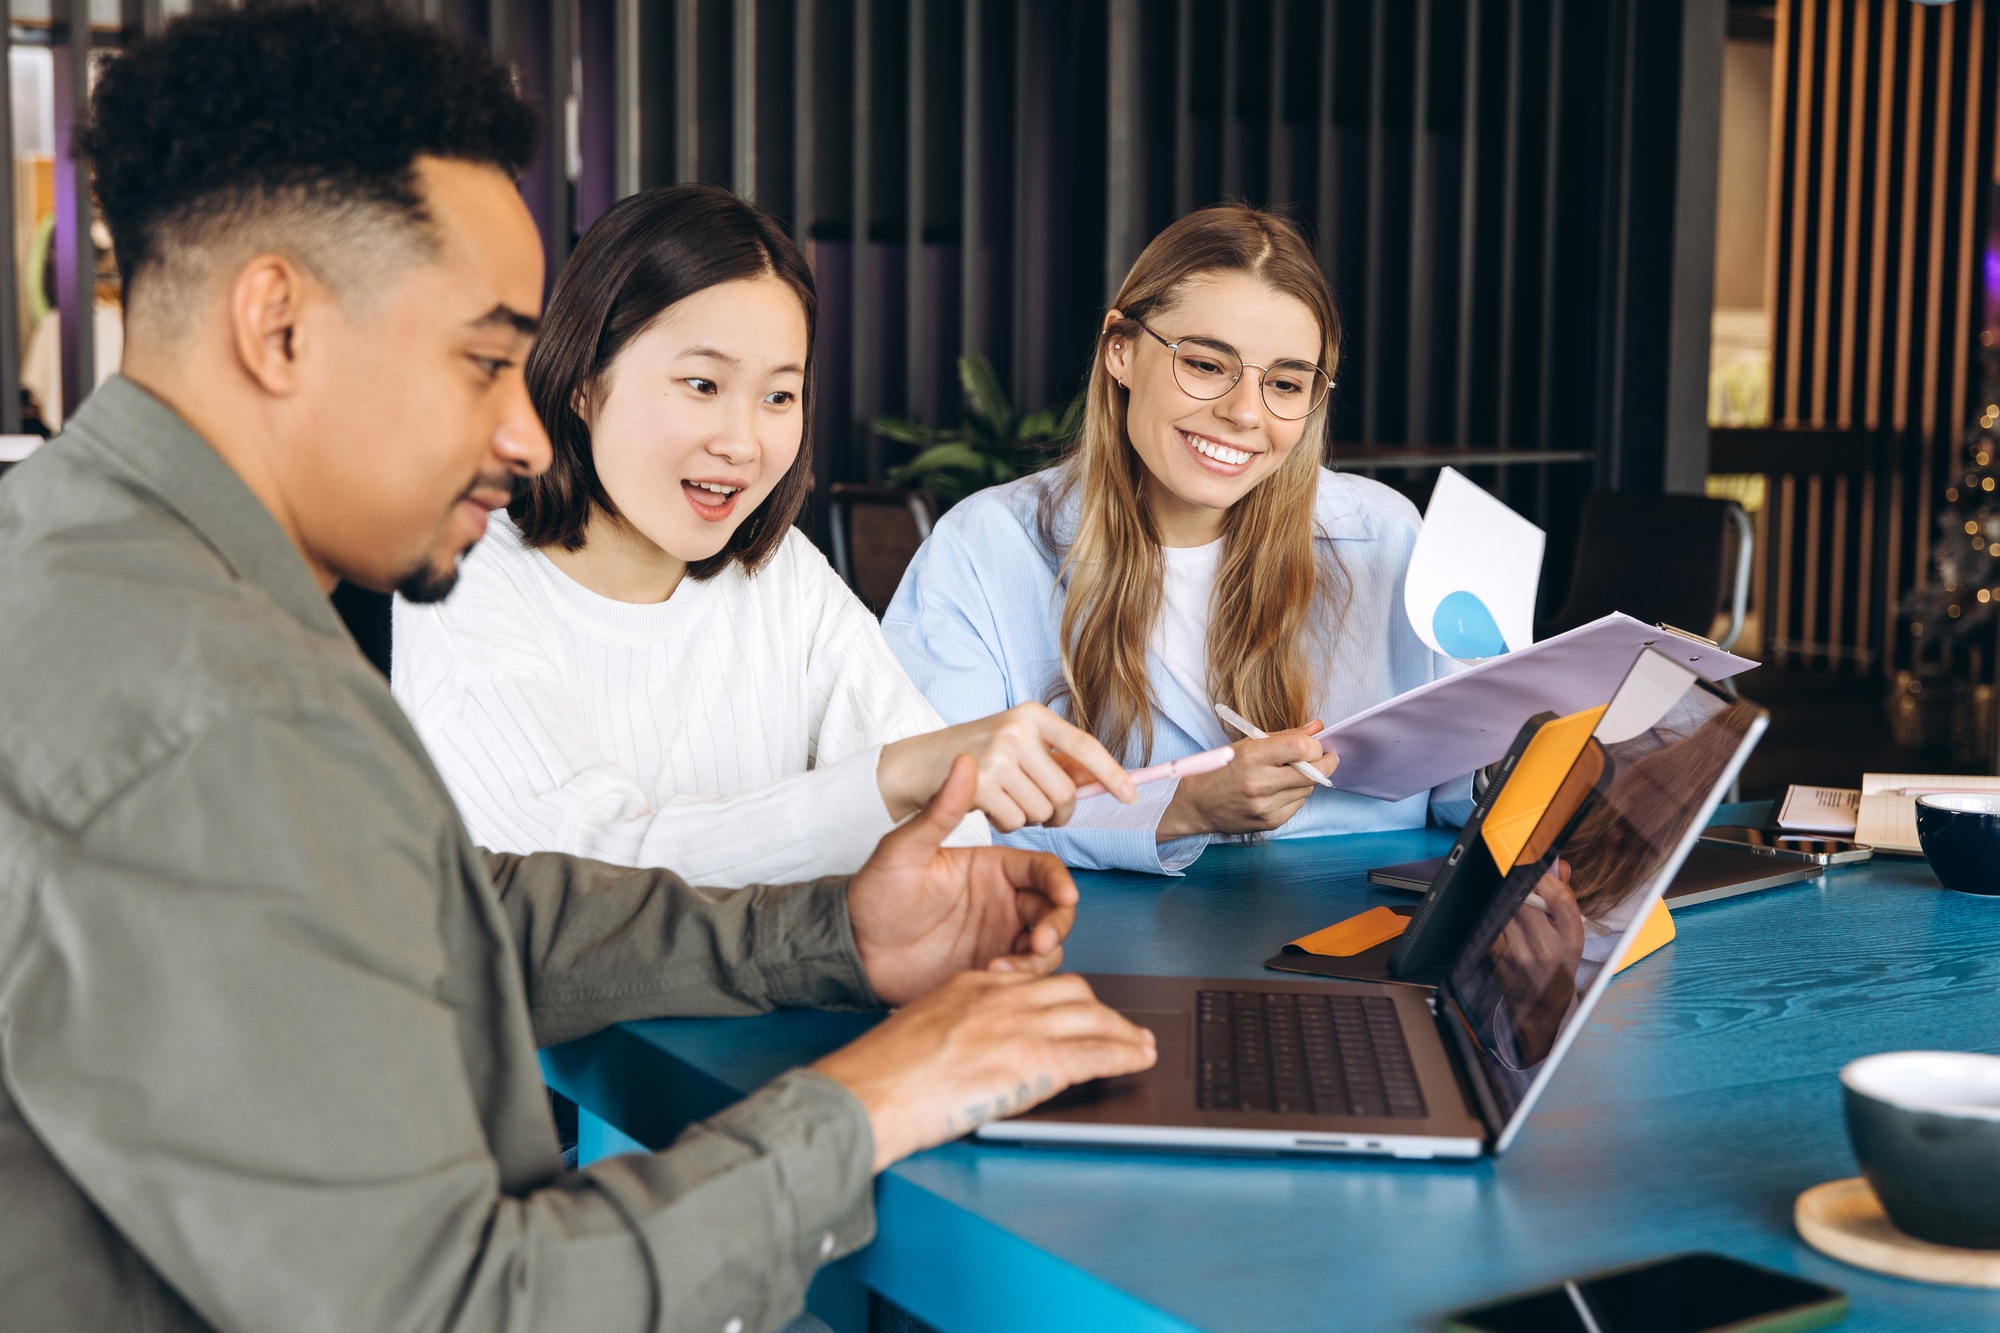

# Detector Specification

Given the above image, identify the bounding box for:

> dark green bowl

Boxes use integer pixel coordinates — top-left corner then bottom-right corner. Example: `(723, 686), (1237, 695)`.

(1915, 793), (2000, 895)
(1842, 1051), (2000, 1249)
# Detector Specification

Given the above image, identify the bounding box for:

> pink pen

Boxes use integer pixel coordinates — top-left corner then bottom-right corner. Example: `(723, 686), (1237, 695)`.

(1073, 745), (1236, 800)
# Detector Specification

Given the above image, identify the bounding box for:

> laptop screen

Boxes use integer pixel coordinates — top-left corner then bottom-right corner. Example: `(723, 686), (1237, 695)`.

(1438, 649), (1767, 1151)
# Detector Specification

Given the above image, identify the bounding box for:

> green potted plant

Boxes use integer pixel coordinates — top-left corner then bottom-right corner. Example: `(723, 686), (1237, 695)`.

(873, 352), (1083, 507)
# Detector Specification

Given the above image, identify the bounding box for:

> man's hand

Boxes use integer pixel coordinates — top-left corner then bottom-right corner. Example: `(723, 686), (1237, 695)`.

(850, 754), (1083, 1005)
(877, 702), (1137, 831)
(1156, 723), (1338, 840)
(813, 971), (1158, 1170)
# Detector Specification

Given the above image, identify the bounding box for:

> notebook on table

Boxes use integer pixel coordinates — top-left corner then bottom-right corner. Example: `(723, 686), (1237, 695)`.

(976, 648), (1767, 1160)
(1855, 773), (2000, 856)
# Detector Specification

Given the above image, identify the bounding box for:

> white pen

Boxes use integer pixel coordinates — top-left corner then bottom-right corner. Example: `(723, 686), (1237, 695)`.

(1214, 703), (1335, 788)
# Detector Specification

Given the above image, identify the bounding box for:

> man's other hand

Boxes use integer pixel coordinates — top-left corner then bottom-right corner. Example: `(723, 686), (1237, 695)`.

(849, 754), (1080, 1006)
(812, 971), (1158, 1169)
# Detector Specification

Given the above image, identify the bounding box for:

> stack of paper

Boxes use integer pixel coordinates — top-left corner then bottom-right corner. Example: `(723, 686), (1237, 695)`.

(1775, 785), (1859, 834)
(1855, 773), (2000, 856)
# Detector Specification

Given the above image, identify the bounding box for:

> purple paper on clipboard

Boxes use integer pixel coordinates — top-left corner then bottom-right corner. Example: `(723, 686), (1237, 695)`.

(1312, 612), (1759, 802)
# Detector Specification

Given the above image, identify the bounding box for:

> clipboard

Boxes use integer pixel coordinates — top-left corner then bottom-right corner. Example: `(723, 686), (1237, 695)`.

(1312, 612), (1757, 801)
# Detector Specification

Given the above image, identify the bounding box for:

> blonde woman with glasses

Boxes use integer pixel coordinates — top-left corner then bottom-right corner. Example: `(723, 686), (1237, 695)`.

(884, 205), (1472, 874)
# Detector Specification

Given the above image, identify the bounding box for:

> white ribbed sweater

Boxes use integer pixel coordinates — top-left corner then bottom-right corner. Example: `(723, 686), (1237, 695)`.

(392, 514), (985, 888)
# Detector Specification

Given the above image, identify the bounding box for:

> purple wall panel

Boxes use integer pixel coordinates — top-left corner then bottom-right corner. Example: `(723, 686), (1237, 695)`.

(511, 0), (557, 284)
(53, 44), (85, 420)
(576, 0), (617, 234)
(915, 242), (960, 424)
(809, 237), (852, 504)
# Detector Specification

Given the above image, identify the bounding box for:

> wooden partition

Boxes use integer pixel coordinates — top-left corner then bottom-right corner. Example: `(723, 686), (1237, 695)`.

(1763, 0), (2000, 672)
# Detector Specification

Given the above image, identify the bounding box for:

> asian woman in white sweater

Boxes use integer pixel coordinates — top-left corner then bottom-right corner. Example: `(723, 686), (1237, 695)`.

(392, 184), (1135, 888)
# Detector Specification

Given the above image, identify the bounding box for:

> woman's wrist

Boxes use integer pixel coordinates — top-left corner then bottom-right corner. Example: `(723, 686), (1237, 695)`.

(875, 737), (928, 821)
(1155, 785), (1200, 841)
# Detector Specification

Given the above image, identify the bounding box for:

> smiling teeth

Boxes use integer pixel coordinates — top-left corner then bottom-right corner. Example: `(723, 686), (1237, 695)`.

(691, 482), (741, 496)
(1187, 434), (1251, 466)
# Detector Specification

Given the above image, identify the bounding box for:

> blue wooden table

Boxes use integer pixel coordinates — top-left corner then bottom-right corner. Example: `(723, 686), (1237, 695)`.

(542, 808), (2000, 1332)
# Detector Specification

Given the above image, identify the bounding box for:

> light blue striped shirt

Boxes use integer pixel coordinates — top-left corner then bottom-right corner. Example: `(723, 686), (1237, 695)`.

(883, 465), (1474, 874)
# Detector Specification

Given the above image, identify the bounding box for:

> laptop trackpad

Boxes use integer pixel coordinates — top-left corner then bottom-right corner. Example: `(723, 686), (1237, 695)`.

(1025, 1010), (1190, 1121)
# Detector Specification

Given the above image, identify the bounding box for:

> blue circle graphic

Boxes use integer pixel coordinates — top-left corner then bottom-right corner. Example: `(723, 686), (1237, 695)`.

(1433, 590), (1509, 659)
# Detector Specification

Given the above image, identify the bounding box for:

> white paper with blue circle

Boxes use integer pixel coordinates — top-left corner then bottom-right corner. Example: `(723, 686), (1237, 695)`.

(1403, 466), (1545, 661)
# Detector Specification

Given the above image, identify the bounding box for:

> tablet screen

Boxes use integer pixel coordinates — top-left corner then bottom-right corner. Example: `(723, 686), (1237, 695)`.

(1440, 651), (1765, 1138)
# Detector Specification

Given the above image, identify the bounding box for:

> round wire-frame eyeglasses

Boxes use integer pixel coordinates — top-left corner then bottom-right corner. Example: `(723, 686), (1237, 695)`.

(1129, 317), (1332, 420)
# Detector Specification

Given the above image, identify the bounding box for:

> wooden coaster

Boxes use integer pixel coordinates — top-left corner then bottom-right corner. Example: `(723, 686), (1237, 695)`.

(1795, 1177), (2000, 1288)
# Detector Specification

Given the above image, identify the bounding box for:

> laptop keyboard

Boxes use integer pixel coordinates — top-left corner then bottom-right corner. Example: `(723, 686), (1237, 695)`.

(1196, 991), (1428, 1118)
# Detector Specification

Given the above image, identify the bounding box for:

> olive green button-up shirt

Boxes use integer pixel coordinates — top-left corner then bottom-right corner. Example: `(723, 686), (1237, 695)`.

(0, 377), (878, 1333)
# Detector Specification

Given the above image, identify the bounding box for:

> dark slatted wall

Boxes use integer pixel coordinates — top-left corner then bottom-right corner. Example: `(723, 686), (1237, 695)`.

(419, 0), (1724, 586)
(40, 1), (1726, 594)
(1763, 0), (2000, 670)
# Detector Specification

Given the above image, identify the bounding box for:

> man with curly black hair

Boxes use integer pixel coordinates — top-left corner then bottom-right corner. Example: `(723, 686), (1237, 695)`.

(0, 4), (1155, 1332)
(76, 0), (544, 605)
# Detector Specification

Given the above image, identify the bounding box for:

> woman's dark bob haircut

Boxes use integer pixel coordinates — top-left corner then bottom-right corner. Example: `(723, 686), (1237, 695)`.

(513, 183), (815, 579)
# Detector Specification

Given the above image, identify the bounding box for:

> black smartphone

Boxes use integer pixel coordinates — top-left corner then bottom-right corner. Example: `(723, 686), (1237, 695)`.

(1444, 1252), (1846, 1333)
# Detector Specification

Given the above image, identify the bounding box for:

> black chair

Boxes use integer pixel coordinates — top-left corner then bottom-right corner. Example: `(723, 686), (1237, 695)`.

(1540, 491), (1753, 651)
(827, 484), (937, 617)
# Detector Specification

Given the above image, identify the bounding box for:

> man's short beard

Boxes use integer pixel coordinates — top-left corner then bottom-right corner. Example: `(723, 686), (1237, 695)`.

(399, 471), (516, 604)
(395, 553), (462, 604)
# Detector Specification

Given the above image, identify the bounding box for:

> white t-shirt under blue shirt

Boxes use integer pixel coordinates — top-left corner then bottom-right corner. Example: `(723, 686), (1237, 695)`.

(1152, 538), (1232, 751)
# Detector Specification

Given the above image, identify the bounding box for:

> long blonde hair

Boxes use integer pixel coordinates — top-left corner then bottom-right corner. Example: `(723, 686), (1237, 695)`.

(1042, 205), (1344, 761)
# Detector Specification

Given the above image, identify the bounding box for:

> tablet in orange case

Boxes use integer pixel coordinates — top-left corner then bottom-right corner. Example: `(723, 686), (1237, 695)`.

(1480, 704), (1607, 873)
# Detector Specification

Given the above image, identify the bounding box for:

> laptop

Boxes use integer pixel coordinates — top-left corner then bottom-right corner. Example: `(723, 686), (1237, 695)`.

(976, 649), (1768, 1160)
